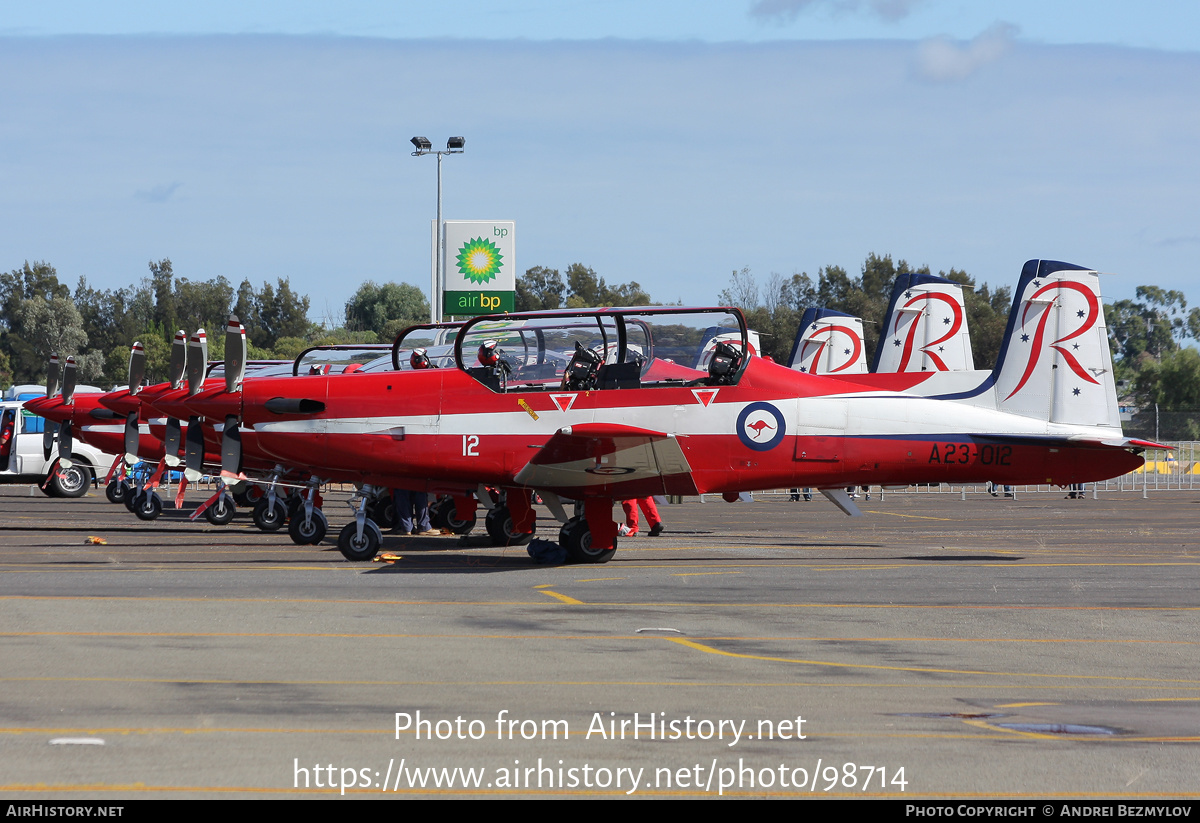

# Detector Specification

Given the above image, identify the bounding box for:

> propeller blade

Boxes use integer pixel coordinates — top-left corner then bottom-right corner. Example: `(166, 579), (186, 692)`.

(62, 356), (77, 405)
(169, 331), (187, 389)
(124, 412), (140, 461)
(163, 416), (182, 467)
(128, 343), (145, 395)
(42, 420), (58, 462)
(46, 354), (60, 398)
(221, 415), (242, 477)
(186, 330), (208, 396)
(57, 419), (73, 466)
(184, 416), (205, 481)
(225, 315), (246, 395)
(43, 353), (61, 460)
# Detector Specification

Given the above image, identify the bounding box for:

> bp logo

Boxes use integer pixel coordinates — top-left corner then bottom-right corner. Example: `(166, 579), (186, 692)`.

(456, 237), (504, 285)
(736, 402), (786, 451)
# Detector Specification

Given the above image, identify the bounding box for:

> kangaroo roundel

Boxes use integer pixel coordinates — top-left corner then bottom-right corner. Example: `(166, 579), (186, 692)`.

(736, 402), (786, 451)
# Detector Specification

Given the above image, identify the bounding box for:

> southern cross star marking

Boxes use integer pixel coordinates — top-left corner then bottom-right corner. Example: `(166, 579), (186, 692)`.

(1033, 280), (1041, 287)
(810, 323), (818, 331)
(938, 346), (945, 352)
(1073, 343), (1079, 350)
(1020, 333), (1030, 343)
(1073, 387), (1081, 396)
(844, 348), (851, 356)
(893, 338), (901, 347)
(943, 317), (951, 324)
(904, 291), (912, 299)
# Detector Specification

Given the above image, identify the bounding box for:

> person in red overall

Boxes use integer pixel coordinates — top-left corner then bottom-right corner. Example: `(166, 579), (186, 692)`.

(619, 497), (664, 537)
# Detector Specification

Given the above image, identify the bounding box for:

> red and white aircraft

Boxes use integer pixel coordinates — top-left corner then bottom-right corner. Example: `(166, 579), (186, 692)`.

(168, 259), (1151, 563)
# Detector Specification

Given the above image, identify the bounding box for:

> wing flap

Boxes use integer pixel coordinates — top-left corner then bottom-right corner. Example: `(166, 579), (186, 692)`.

(515, 423), (698, 497)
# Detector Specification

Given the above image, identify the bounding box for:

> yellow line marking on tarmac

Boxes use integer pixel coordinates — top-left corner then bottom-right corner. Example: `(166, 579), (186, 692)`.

(669, 571), (741, 577)
(860, 510), (954, 521)
(575, 577), (626, 582)
(995, 702), (1059, 708)
(1, 676), (1197, 693)
(666, 638), (1200, 684)
(537, 589), (583, 605)
(960, 717), (1200, 744)
(4, 595), (1200, 611)
(1, 632), (1197, 646)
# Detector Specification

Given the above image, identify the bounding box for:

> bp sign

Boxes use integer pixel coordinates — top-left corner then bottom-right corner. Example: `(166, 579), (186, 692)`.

(443, 220), (515, 316)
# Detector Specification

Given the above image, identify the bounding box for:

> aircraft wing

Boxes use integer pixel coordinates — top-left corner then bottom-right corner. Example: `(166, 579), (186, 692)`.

(514, 422), (699, 497)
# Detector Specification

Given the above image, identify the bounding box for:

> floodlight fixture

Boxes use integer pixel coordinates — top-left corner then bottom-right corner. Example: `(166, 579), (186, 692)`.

(411, 135), (467, 321)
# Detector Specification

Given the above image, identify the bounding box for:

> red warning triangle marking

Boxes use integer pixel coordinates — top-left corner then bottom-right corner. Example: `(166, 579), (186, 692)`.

(691, 388), (719, 407)
(549, 393), (577, 412)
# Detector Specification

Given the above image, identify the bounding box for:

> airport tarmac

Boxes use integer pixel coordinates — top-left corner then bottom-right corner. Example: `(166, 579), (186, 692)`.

(1, 484), (1198, 798)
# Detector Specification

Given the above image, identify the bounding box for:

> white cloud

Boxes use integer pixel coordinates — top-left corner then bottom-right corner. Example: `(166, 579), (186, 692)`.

(749, 0), (925, 24)
(916, 22), (1018, 81)
(135, 182), (182, 203)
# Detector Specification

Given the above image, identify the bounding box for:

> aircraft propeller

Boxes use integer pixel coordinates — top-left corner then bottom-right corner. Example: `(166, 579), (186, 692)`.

(123, 342), (146, 461)
(220, 316), (247, 478)
(57, 356), (77, 466)
(161, 331), (188, 466)
(184, 329), (208, 482)
(41, 354), (60, 461)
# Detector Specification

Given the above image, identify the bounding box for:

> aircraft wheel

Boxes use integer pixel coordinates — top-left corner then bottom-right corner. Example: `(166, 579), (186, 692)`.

(561, 517), (616, 564)
(105, 480), (128, 504)
(124, 487), (141, 513)
(252, 498), (288, 532)
(134, 491), (163, 521)
(288, 507), (328, 545)
(338, 520), (382, 561)
(205, 494), (236, 526)
(232, 486), (260, 508)
(445, 505), (476, 535)
(485, 506), (534, 546)
(51, 462), (91, 498)
(428, 496), (452, 530)
(367, 498), (399, 530)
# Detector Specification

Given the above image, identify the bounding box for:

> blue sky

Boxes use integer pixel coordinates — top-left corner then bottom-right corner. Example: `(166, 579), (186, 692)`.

(2, 2), (1197, 328)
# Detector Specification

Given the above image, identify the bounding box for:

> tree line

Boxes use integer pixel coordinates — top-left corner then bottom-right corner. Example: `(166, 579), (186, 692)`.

(0, 259), (432, 387)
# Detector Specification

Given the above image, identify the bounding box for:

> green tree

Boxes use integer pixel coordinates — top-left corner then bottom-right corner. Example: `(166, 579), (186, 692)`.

(515, 266), (565, 311)
(256, 278), (311, 347)
(344, 281), (429, 339)
(563, 263), (651, 308)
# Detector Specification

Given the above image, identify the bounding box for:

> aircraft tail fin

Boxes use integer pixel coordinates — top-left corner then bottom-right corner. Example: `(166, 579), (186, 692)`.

(873, 273), (974, 373)
(991, 260), (1121, 429)
(787, 308), (867, 374)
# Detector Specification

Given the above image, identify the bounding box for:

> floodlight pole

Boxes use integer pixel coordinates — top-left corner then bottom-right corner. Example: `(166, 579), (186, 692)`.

(411, 136), (465, 323)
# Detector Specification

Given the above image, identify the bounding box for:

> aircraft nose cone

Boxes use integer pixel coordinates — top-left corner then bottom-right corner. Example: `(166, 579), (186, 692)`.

(183, 384), (241, 420)
(139, 385), (192, 420)
(98, 388), (140, 416)
(24, 395), (69, 422)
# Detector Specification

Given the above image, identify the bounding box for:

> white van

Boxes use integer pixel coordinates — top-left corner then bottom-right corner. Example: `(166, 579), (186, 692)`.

(0, 390), (118, 497)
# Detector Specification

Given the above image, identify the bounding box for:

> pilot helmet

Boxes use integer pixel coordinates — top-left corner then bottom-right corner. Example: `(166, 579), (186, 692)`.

(410, 348), (432, 370)
(478, 340), (500, 367)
